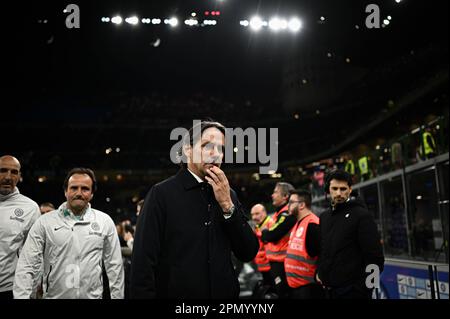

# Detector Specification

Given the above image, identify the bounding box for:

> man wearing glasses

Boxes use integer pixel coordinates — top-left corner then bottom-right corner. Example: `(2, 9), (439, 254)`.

(284, 189), (323, 299)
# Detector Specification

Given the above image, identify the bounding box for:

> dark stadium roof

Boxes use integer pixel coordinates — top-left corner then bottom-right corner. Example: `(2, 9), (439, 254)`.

(7, 0), (448, 95)
(3, 0), (449, 170)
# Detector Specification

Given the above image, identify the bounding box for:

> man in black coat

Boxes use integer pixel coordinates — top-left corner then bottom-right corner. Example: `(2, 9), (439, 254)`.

(316, 169), (384, 299)
(130, 121), (259, 299)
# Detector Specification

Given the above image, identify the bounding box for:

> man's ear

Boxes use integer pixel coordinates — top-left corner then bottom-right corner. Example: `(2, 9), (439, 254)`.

(183, 144), (192, 162)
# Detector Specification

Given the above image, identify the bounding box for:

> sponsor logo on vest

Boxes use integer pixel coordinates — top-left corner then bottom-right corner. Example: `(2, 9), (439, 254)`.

(295, 226), (304, 238)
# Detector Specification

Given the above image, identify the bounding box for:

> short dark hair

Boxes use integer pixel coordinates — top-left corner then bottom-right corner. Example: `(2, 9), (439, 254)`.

(325, 169), (353, 190)
(289, 189), (312, 209)
(177, 120), (226, 167)
(63, 168), (97, 193)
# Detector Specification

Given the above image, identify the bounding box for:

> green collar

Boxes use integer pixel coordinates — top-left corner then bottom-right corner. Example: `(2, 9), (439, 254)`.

(63, 208), (85, 221)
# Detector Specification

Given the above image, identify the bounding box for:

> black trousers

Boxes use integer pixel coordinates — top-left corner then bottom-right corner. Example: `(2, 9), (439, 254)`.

(325, 285), (372, 299)
(290, 283), (325, 299)
(261, 271), (273, 287)
(269, 261), (290, 298)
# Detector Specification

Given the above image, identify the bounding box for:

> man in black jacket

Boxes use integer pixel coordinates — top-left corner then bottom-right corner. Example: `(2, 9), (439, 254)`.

(130, 121), (259, 299)
(316, 169), (384, 299)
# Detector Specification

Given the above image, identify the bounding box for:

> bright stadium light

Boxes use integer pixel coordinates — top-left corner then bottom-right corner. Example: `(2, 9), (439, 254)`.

(165, 17), (178, 27)
(240, 20), (249, 27)
(152, 18), (161, 24)
(185, 19), (199, 26)
(249, 16), (263, 31)
(269, 17), (281, 31)
(203, 19), (217, 26)
(288, 17), (302, 32)
(125, 16), (139, 25)
(268, 18), (287, 31)
(111, 16), (123, 25)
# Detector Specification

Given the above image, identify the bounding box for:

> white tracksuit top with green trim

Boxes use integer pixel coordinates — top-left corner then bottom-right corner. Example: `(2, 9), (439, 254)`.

(13, 202), (124, 299)
(0, 188), (40, 293)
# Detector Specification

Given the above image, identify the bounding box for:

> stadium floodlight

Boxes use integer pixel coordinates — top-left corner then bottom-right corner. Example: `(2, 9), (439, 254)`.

(111, 16), (123, 25)
(240, 20), (249, 27)
(166, 17), (178, 27)
(249, 16), (263, 31)
(383, 19), (390, 25)
(288, 17), (302, 32)
(185, 19), (199, 26)
(125, 16), (139, 25)
(152, 18), (161, 25)
(203, 19), (217, 26)
(269, 17), (282, 31)
(268, 18), (287, 31)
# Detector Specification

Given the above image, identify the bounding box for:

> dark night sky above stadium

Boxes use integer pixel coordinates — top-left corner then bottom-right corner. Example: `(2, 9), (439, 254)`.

(5, 0), (448, 99)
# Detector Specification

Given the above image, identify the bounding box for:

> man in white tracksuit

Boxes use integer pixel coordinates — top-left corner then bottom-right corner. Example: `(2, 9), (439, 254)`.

(0, 155), (41, 299)
(14, 168), (124, 299)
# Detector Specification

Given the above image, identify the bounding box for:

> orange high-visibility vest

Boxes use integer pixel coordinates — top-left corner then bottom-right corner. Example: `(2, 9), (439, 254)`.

(265, 205), (292, 263)
(254, 215), (272, 272)
(284, 213), (319, 288)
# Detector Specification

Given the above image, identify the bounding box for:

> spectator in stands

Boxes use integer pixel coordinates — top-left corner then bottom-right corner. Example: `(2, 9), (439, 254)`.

(358, 155), (372, 182)
(312, 166), (325, 197)
(0, 155), (40, 299)
(343, 153), (357, 183)
(261, 182), (296, 298)
(420, 127), (437, 159)
(14, 168), (124, 299)
(391, 142), (404, 170)
(132, 199), (144, 228)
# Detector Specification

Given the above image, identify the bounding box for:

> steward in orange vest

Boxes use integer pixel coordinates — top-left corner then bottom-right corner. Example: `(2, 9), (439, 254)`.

(251, 204), (273, 287)
(284, 189), (324, 299)
(261, 183), (296, 298)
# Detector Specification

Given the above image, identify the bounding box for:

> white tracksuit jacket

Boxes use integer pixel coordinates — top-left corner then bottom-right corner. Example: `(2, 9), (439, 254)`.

(13, 202), (124, 299)
(0, 188), (40, 293)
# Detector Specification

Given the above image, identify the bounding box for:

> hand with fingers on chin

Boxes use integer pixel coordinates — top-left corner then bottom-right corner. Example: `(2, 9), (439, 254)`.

(204, 165), (233, 212)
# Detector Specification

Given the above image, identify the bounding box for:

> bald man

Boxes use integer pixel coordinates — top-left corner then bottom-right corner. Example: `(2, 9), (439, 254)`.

(0, 155), (40, 299)
(250, 204), (273, 288)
